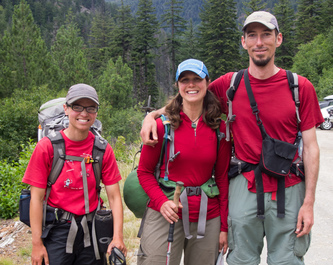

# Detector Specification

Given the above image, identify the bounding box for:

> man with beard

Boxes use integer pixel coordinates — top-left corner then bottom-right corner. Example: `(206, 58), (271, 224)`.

(140, 11), (323, 264)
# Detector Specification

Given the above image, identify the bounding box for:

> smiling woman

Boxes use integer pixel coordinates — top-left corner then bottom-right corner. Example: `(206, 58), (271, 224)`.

(136, 59), (231, 265)
(22, 83), (127, 265)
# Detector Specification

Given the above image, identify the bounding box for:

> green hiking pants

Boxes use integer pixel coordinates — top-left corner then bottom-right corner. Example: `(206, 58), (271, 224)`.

(227, 175), (311, 265)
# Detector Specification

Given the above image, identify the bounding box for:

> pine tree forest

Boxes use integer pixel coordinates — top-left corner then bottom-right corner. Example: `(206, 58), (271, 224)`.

(0, 0), (333, 161)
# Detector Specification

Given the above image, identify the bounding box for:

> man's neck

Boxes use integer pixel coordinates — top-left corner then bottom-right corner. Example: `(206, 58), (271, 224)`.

(248, 62), (280, 80)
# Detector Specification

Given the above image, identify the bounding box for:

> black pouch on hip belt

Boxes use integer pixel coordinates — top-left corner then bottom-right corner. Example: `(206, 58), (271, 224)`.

(259, 132), (298, 178)
(95, 209), (114, 252)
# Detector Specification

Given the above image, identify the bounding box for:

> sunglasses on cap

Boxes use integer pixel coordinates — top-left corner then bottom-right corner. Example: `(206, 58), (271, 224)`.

(109, 247), (126, 265)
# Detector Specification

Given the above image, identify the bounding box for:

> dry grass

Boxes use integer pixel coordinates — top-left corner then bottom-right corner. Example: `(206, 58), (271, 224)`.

(101, 148), (142, 265)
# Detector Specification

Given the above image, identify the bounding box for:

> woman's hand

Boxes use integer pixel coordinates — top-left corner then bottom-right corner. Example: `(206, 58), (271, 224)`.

(219, 231), (228, 254)
(160, 200), (183, 224)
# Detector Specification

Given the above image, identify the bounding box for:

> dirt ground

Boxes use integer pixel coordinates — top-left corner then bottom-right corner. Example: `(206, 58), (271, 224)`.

(0, 218), (31, 264)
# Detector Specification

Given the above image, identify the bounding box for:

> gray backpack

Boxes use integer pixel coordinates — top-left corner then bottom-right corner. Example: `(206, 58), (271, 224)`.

(37, 97), (102, 141)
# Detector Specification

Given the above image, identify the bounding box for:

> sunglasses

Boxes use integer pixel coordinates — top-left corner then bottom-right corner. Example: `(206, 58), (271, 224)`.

(67, 104), (98, 114)
(109, 247), (126, 265)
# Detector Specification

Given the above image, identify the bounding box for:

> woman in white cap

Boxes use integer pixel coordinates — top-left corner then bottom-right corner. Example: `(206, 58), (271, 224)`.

(136, 59), (231, 265)
(23, 84), (126, 265)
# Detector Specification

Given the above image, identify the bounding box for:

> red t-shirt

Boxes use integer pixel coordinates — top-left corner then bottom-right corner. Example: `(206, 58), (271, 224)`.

(137, 112), (231, 231)
(22, 130), (121, 215)
(209, 69), (324, 192)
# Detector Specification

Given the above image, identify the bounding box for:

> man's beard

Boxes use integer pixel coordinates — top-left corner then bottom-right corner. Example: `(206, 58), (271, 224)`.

(251, 55), (273, 67)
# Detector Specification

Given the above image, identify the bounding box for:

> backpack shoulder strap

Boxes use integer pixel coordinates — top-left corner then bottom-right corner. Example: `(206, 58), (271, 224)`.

(92, 135), (108, 191)
(286, 70), (301, 126)
(225, 69), (245, 141)
(47, 132), (65, 187)
(212, 128), (225, 177)
(154, 115), (173, 181)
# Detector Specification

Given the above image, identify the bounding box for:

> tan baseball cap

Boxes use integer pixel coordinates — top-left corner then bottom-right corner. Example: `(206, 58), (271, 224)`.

(243, 11), (279, 32)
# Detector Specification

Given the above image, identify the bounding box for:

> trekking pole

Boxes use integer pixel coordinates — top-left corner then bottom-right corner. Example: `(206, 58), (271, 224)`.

(166, 181), (184, 265)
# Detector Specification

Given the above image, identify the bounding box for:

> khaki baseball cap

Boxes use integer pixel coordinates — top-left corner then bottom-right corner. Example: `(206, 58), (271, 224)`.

(243, 11), (279, 32)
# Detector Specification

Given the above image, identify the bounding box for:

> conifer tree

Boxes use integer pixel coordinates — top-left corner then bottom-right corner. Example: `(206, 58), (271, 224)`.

(0, 0), (59, 98)
(88, 9), (115, 77)
(161, 0), (186, 78)
(243, 0), (267, 15)
(112, 0), (134, 64)
(178, 19), (200, 62)
(97, 56), (133, 110)
(274, 0), (296, 69)
(199, 0), (241, 79)
(132, 0), (159, 103)
(51, 14), (92, 89)
(320, 0), (333, 32)
(295, 0), (323, 46)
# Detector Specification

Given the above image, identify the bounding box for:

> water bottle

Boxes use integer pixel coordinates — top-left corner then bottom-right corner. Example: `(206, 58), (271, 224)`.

(19, 189), (31, 226)
(95, 209), (113, 253)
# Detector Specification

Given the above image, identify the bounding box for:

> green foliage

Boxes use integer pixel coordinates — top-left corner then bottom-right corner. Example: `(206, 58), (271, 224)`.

(0, 85), (53, 161)
(317, 68), (333, 99)
(51, 16), (92, 88)
(0, 0), (60, 98)
(199, 0), (242, 79)
(274, 0), (296, 69)
(295, 0), (323, 46)
(99, 105), (144, 144)
(132, 0), (159, 103)
(242, 0), (267, 14)
(97, 56), (134, 109)
(87, 10), (115, 77)
(292, 27), (333, 88)
(161, 0), (186, 78)
(0, 140), (35, 219)
(112, 1), (134, 64)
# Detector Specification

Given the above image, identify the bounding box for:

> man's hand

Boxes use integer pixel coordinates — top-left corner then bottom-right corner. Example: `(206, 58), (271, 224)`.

(140, 107), (166, 146)
(295, 202), (314, 238)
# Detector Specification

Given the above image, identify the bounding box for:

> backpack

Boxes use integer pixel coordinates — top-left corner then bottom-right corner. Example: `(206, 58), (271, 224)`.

(37, 97), (102, 141)
(123, 115), (171, 218)
(225, 69), (300, 142)
(225, 69), (304, 219)
(123, 115), (225, 219)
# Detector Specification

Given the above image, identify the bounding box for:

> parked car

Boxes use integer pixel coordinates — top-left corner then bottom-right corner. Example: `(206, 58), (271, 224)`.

(319, 95), (333, 108)
(319, 106), (333, 130)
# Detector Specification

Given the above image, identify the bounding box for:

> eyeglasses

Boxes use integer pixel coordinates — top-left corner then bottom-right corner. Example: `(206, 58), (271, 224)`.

(109, 247), (126, 265)
(67, 104), (98, 114)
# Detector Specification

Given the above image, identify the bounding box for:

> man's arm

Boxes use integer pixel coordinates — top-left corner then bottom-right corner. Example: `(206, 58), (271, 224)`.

(140, 106), (166, 146)
(105, 183), (127, 256)
(295, 126), (319, 237)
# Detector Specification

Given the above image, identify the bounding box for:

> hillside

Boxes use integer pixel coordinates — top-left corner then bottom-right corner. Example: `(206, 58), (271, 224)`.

(108, 0), (298, 26)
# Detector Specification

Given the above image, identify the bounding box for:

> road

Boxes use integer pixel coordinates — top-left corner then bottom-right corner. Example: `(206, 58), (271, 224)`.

(258, 129), (333, 264)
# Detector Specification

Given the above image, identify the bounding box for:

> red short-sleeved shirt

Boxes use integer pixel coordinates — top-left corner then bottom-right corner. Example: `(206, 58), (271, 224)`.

(209, 69), (324, 192)
(22, 130), (121, 215)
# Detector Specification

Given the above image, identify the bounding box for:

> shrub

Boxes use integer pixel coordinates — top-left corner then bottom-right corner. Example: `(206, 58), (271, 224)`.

(0, 141), (36, 219)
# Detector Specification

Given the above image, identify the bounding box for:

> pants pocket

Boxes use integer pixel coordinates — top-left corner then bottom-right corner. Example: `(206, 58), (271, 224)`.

(227, 216), (235, 251)
(293, 232), (311, 257)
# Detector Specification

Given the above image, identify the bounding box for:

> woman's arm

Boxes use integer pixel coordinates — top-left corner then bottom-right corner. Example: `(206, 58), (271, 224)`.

(30, 186), (49, 265)
(105, 183), (127, 256)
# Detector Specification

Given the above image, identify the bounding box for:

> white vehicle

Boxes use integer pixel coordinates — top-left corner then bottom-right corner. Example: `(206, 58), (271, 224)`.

(320, 106), (333, 130)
